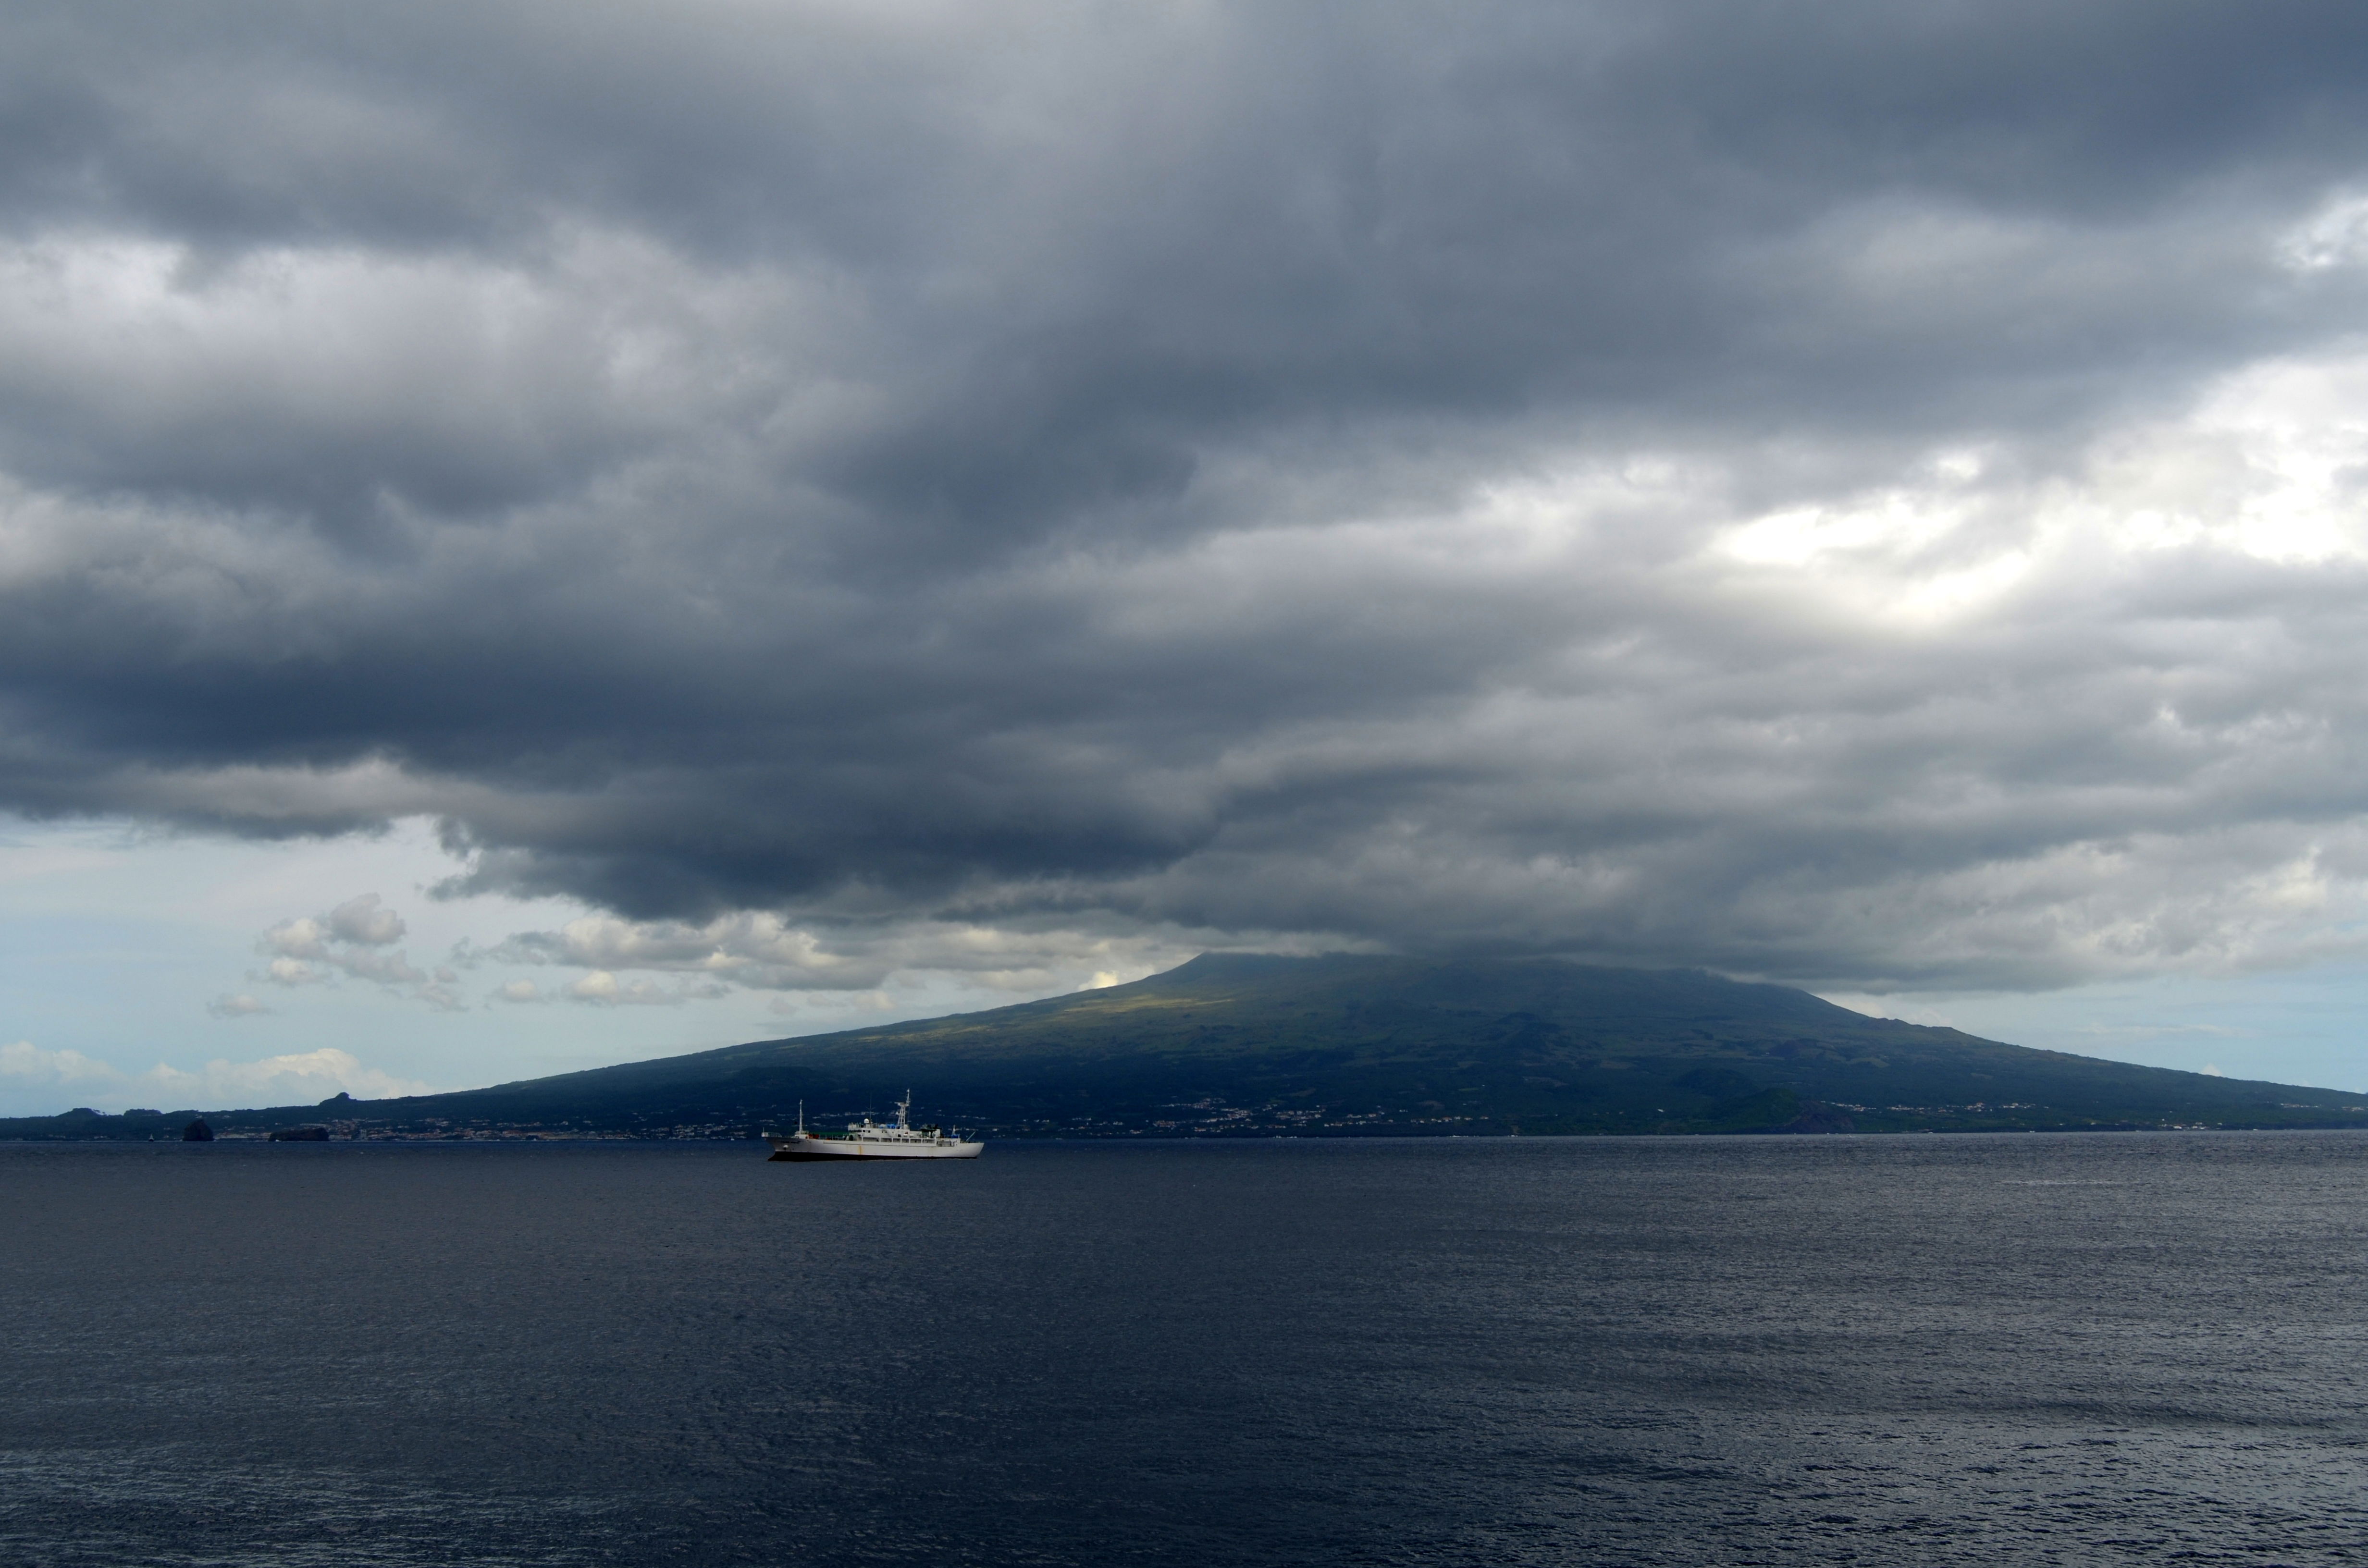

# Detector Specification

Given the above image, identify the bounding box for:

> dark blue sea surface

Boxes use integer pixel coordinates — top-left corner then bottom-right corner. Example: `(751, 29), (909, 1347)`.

(5, 1132), (2368, 1565)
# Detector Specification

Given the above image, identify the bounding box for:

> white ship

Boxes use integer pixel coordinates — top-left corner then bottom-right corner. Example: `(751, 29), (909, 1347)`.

(765, 1094), (983, 1161)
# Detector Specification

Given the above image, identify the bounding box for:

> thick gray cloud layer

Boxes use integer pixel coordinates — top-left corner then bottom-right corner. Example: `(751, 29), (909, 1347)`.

(9, 0), (2368, 992)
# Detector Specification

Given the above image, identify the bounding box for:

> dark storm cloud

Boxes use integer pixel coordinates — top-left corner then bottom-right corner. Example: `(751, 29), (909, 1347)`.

(8, 0), (2368, 991)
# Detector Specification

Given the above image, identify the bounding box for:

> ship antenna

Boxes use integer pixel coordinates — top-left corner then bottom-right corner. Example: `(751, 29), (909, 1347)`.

(797, 1100), (805, 1135)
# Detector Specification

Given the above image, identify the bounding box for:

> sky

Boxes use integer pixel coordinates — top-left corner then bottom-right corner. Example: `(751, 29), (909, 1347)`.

(9, 0), (2368, 1114)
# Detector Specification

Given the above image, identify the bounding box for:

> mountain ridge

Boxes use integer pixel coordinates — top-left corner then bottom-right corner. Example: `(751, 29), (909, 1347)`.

(6, 954), (2363, 1140)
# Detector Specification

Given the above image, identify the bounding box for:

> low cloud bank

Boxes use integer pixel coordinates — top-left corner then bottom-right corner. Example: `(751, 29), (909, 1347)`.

(0, 1040), (434, 1115)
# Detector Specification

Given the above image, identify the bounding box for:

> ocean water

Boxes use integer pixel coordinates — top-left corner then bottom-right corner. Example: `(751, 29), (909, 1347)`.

(4, 1133), (2367, 1566)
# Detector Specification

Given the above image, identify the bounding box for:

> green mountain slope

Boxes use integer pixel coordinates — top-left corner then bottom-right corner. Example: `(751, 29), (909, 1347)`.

(12, 955), (2363, 1139)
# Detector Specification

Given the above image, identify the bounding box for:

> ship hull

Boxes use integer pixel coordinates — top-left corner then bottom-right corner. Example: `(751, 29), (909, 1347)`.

(765, 1133), (983, 1161)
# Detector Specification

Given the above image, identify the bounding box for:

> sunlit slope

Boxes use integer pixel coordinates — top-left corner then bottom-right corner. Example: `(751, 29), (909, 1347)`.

(333, 955), (2368, 1135)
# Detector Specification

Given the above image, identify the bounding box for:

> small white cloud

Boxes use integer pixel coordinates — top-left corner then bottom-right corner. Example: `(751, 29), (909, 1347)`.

(325, 892), (406, 946)
(493, 979), (546, 1004)
(564, 969), (728, 1006)
(262, 915), (329, 961)
(264, 956), (324, 986)
(242, 895), (446, 1007)
(2200, 1063), (2225, 1077)
(207, 993), (271, 1018)
(1080, 971), (1121, 990)
(767, 987), (893, 1017)
(331, 947), (428, 987)
(567, 969), (620, 1002)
